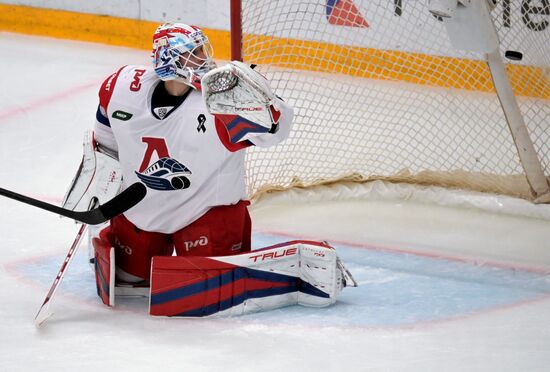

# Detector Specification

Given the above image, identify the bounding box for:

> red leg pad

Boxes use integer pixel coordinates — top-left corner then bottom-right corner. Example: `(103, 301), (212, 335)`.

(149, 256), (241, 317)
(92, 230), (115, 306)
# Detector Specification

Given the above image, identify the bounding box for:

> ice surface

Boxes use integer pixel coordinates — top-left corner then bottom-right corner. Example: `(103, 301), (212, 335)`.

(1, 33), (550, 372)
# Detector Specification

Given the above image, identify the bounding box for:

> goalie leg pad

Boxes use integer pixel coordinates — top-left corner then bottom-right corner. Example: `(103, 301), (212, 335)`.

(149, 255), (303, 317)
(149, 241), (355, 317)
(110, 214), (173, 280)
(92, 228), (115, 307)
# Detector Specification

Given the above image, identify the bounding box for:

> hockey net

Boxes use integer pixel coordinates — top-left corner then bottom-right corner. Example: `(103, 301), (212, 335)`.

(233, 0), (550, 202)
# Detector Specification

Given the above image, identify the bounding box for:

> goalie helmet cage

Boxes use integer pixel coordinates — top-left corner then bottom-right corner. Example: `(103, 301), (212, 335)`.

(230, 0), (550, 202)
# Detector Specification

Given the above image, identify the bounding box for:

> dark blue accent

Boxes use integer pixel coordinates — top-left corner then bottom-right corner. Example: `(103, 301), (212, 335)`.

(96, 105), (111, 127)
(94, 257), (110, 298)
(135, 172), (181, 191)
(150, 169), (169, 177)
(226, 116), (271, 143)
(135, 157), (192, 191)
(150, 265), (331, 316)
(135, 172), (174, 191)
(179, 291), (248, 317)
(156, 157), (191, 173)
(326, 0), (339, 17)
(177, 286), (299, 317)
(151, 267), (253, 305)
(299, 280), (330, 298)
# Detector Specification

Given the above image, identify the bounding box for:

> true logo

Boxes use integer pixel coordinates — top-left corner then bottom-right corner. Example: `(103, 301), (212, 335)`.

(248, 247), (298, 262)
(197, 113), (206, 133)
(112, 110), (133, 121)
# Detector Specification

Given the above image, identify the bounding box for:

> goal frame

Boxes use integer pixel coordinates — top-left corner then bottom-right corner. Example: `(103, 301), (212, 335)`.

(229, 0), (550, 203)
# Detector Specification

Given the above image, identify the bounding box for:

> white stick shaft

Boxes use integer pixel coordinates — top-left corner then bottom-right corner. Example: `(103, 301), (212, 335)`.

(35, 224), (88, 327)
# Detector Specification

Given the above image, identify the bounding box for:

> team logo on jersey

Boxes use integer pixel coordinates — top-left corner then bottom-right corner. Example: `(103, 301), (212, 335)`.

(135, 157), (192, 191)
(112, 110), (133, 121)
(135, 137), (192, 191)
(197, 114), (206, 133)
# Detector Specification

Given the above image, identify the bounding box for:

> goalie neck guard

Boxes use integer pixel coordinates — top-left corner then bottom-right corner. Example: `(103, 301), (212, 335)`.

(151, 22), (215, 89)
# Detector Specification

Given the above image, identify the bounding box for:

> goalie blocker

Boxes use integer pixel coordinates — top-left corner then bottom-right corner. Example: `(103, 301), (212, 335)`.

(93, 238), (357, 316)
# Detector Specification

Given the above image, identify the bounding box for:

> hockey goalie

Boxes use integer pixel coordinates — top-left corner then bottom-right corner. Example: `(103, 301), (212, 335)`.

(62, 22), (356, 317)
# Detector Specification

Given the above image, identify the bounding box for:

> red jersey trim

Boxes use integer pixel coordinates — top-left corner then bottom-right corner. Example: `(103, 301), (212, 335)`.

(98, 65), (127, 113)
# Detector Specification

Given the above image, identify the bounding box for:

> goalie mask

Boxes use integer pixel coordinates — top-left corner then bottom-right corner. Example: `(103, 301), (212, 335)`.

(152, 23), (215, 89)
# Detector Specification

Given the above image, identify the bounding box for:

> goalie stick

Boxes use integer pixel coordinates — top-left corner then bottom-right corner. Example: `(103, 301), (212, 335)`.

(0, 182), (147, 225)
(34, 223), (88, 327)
(31, 184), (146, 326)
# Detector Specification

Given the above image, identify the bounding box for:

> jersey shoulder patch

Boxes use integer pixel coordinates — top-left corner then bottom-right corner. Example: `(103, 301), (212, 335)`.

(99, 65), (155, 110)
(117, 65), (153, 93)
(98, 65), (128, 112)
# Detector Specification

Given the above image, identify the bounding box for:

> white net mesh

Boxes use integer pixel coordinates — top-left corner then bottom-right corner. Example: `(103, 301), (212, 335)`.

(239, 0), (550, 200)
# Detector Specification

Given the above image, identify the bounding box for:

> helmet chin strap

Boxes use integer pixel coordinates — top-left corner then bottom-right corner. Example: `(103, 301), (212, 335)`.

(172, 67), (202, 90)
(174, 62), (215, 90)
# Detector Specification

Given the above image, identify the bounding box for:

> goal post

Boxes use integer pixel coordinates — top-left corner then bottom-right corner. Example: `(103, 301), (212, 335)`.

(432, 0), (550, 201)
(230, 0), (550, 203)
(487, 48), (550, 202)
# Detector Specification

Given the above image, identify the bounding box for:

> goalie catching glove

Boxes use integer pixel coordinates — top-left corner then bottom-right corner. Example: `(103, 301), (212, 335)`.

(201, 61), (284, 143)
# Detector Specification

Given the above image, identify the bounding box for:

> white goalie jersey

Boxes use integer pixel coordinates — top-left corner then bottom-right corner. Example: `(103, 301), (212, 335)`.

(91, 65), (293, 233)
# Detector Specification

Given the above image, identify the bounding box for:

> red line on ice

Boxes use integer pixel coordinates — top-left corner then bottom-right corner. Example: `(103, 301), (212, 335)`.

(257, 228), (550, 275)
(0, 81), (98, 122)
